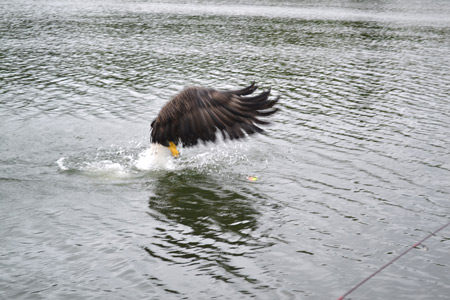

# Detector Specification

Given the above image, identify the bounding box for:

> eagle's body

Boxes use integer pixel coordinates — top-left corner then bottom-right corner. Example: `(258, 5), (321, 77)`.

(150, 83), (279, 157)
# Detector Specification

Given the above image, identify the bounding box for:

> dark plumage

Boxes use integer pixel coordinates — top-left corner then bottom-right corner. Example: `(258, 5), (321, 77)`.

(150, 82), (279, 147)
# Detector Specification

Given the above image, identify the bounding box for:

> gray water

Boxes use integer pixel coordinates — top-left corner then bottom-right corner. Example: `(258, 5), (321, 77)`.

(1, 1), (450, 299)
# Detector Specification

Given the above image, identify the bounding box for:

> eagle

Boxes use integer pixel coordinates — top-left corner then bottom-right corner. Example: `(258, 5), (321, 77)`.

(150, 82), (279, 157)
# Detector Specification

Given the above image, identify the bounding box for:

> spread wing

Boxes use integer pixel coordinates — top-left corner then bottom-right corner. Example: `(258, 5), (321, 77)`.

(150, 82), (279, 147)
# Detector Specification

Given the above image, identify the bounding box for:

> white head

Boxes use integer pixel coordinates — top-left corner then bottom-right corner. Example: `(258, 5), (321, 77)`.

(135, 143), (176, 171)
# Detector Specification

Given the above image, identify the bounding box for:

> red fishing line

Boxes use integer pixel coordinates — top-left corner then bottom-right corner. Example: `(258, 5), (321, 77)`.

(337, 221), (450, 300)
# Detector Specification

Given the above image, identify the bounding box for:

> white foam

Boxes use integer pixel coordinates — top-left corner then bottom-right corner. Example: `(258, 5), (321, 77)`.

(56, 141), (250, 177)
(56, 157), (68, 171)
(85, 160), (125, 172)
(135, 143), (176, 171)
(80, 160), (130, 178)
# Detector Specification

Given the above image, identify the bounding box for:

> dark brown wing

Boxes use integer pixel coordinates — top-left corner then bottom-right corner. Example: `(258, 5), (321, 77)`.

(150, 83), (279, 147)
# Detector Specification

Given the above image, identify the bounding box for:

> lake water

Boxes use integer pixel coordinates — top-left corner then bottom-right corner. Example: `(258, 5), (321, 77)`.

(1, 1), (450, 299)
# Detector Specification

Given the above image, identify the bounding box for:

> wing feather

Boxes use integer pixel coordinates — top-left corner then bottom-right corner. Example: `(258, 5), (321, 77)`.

(150, 83), (279, 147)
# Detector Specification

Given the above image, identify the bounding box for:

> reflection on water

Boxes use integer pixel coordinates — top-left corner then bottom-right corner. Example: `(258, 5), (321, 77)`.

(1, 0), (450, 299)
(137, 171), (281, 298)
(145, 171), (267, 285)
(149, 172), (260, 235)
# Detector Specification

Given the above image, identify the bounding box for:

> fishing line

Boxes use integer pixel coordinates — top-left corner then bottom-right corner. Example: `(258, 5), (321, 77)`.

(337, 221), (450, 300)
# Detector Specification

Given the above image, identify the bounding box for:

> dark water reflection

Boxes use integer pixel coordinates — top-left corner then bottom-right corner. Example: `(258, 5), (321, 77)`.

(145, 171), (269, 291)
(149, 172), (260, 236)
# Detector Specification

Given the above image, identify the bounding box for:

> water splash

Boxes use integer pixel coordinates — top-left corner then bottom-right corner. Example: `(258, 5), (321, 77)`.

(56, 141), (251, 178)
(135, 144), (176, 171)
(180, 142), (250, 174)
(56, 156), (130, 178)
(56, 142), (141, 178)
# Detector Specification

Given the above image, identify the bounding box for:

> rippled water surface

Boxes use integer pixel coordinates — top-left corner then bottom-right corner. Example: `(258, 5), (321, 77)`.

(1, 1), (450, 299)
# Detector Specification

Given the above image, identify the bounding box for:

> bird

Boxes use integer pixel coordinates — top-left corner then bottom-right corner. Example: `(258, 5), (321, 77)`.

(150, 82), (279, 157)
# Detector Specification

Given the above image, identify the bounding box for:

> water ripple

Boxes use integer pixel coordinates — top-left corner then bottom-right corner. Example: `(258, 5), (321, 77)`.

(1, 1), (450, 299)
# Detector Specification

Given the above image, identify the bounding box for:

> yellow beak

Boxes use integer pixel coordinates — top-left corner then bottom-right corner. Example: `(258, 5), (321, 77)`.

(168, 142), (180, 158)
